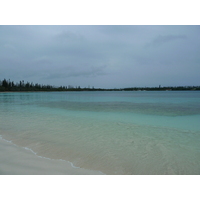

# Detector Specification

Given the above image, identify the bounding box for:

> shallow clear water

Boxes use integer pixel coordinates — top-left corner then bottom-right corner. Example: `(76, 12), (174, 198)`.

(0, 91), (200, 174)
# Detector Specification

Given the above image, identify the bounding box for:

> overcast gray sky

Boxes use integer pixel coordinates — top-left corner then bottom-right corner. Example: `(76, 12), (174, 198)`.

(0, 25), (199, 88)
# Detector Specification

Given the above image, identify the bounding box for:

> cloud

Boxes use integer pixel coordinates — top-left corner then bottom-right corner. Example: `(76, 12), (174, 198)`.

(4, 44), (17, 51)
(147, 34), (187, 47)
(0, 26), (199, 88)
(55, 30), (85, 42)
(44, 65), (107, 80)
(32, 56), (53, 65)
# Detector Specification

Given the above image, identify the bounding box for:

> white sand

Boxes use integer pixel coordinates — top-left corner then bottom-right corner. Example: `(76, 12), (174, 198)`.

(0, 138), (104, 175)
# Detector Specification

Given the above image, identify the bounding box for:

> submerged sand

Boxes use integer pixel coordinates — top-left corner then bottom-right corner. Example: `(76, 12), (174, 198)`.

(0, 138), (104, 175)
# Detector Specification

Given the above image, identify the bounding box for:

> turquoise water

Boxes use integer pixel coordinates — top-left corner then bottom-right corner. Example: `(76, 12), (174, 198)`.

(0, 91), (200, 174)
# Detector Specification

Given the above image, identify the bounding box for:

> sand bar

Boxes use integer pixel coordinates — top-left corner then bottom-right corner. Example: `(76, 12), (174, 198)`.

(0, 137), (104, 175)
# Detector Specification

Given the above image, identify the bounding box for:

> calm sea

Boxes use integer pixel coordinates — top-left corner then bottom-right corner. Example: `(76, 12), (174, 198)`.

(0, 91), (200, 174)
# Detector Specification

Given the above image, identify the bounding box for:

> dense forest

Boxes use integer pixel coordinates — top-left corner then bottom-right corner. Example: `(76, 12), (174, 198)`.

(0, 78), (200, 92)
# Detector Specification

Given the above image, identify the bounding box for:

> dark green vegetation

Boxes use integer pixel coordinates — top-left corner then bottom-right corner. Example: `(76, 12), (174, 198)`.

(0, 78), (200, 92)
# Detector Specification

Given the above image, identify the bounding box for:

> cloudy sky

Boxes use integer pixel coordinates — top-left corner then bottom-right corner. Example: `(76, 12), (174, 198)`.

(0, 25), (199, 88)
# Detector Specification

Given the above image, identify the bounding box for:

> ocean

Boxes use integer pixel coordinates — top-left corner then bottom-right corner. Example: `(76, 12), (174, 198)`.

(0, 91), (200, 174)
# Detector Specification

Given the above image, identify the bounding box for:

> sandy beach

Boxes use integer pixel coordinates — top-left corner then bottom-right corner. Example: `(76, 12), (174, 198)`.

(0, 138), (104, 175)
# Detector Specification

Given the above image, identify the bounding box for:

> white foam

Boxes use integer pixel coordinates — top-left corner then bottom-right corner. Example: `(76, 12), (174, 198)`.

(24, 147), (37, 155)
(0, 135), (14, 144)
(69, 161), (80, 169)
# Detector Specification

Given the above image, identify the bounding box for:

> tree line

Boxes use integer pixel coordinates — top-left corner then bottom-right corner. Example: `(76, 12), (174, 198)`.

(0, 78), (200, 92)
(0, 79), (82, 91)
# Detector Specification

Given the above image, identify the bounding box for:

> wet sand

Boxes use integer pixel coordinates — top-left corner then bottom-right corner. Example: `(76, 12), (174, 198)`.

(0, 138), (104, 175)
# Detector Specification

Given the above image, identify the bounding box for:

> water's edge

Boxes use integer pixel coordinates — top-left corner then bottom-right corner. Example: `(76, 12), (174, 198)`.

(0, 135), (105, 175)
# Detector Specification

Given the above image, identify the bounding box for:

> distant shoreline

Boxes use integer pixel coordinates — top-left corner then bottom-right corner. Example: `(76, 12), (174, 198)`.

(1, 78), (200, 92)
(0, 88), (200, 93)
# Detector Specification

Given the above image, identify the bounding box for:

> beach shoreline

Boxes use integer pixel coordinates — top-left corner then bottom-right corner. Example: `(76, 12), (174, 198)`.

(0, 137), (104, 175)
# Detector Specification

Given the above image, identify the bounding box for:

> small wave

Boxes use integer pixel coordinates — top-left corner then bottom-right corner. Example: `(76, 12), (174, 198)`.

(23, 147), (53, 161)
(57, 159), (79, 169)
(0, 135), (14, 144)
(69, 161), (80, 169)
(24, 147), (37, 155)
